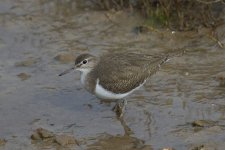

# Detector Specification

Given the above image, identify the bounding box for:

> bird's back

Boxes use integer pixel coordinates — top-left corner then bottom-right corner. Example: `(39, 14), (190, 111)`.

(92, 52), (168, 94)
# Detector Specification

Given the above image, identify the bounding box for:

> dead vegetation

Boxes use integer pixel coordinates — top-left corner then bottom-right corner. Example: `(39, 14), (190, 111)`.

(90, 0), (224, 30)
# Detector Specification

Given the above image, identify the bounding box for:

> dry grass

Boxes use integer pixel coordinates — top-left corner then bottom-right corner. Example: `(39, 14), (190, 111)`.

(90, 0), (224, 30)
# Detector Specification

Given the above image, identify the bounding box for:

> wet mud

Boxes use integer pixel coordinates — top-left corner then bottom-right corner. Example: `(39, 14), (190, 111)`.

(0, 0), (225, 150)
(30, 128), (78, 149)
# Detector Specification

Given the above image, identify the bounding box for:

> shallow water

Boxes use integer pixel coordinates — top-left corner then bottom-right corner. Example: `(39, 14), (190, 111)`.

(0, 0), (225, 150)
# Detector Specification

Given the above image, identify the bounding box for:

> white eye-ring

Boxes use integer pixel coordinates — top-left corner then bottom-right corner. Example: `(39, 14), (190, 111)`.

(82, 59), (88, 64)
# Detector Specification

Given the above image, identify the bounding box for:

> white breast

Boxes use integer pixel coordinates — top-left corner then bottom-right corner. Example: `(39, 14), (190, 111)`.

(94, 78), (146, 99)
(78, 68), (90, 85)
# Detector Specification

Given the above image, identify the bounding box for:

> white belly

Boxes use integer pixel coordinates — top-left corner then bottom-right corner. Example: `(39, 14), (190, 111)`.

(94, 78), (145, 99)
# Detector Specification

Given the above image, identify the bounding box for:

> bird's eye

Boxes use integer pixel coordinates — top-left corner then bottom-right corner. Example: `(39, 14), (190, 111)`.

(82, 60), (88, 64)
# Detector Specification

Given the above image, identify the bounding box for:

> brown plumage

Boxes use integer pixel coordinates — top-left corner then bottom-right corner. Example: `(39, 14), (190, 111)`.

(83, 52), (169, 94)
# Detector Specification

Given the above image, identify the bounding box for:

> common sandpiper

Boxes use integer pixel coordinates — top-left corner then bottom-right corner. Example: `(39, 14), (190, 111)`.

(59, 51), (183, 117)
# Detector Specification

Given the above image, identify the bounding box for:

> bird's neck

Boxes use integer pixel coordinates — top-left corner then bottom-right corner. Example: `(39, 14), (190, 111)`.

(79, 68), (92, 85)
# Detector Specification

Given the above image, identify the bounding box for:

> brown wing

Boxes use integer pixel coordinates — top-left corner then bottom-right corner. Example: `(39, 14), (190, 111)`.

(94, 52), (168, 94)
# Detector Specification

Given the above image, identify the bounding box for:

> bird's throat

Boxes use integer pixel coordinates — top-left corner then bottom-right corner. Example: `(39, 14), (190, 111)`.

(79, 69), (91, 85)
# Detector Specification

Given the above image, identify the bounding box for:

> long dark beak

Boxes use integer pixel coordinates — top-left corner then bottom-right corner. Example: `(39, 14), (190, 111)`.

(58, 67), (75, 76)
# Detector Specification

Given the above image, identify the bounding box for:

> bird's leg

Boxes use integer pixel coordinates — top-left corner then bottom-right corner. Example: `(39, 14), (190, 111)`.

(112, 99), (127, 118)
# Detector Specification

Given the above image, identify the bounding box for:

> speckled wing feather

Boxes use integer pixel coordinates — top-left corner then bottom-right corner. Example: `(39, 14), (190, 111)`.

(94, 52), (168, 94)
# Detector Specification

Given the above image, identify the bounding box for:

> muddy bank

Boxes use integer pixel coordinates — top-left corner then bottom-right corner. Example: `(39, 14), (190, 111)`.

(0, 0), (225, 150)
(30, 128), (78, 149)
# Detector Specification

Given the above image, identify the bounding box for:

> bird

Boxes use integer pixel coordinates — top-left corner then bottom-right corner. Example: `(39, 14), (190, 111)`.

(59, 50), (184, 117)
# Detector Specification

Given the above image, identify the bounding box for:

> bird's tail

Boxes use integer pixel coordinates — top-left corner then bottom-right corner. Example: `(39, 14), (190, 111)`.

(167, 48), (186, 58)
(162, 48), (186, 63)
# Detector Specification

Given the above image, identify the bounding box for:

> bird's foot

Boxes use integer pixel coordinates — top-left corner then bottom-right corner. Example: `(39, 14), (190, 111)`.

(112, 99), (127, 118)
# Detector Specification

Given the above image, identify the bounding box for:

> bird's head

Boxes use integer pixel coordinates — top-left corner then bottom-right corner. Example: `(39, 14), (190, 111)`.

(59, 53), (97, 76)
